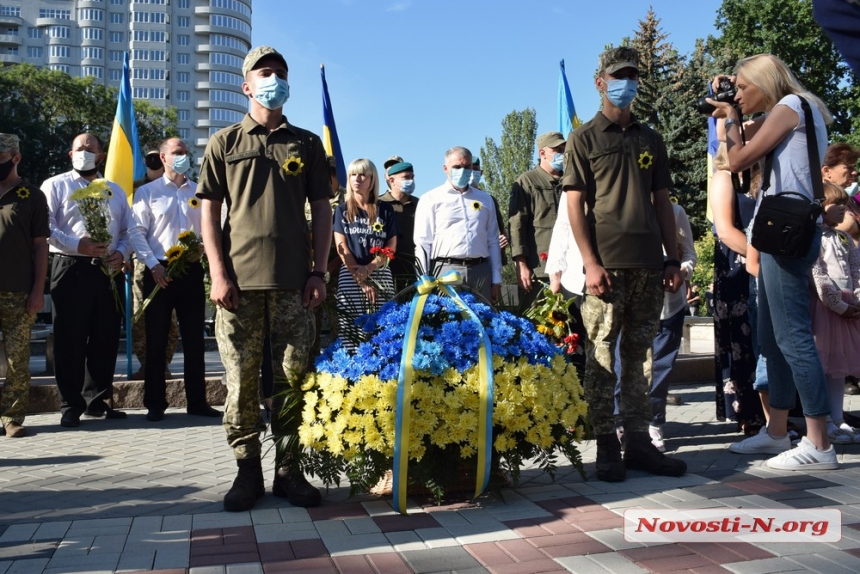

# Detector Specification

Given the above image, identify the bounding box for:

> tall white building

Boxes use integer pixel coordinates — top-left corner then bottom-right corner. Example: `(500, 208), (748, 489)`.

(0, 0), (251, 160)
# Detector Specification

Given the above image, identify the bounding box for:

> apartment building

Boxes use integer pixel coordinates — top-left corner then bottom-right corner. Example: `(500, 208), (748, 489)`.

(0, 0), (252, 160)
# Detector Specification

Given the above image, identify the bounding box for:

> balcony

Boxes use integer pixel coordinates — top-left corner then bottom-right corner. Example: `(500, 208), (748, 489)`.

(195, 99), (246, 114)
(0, 34), (22, 46)
(194, 4), (251, 25)
(0, 53), (21, 64)
(35, 17), (72, 27)
(0, 15), (23, 26)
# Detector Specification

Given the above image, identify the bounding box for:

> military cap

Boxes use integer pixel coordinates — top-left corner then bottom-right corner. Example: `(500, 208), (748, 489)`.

(387, 162), (413, 176)
(536, 131), (566, 149)
(0, 133), (20, 154)
(598, 46), (640, 75)
(242, 46), (288, 77)
(472, 157), (481, 168)
(384, 155), (404, 171)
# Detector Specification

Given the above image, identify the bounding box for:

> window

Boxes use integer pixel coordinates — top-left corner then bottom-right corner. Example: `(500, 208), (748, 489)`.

(177, 90), (190, 102)
(210, 0), (252, 19)
(178, 0), (190, 8)
(39, 9), (72, 19)
(177, 16), (190, 27)
(132, 12), (149, 23)
(28, 28), (42, 39)
(209, 89), (246, 107)
(209, 34), (249, 52)
(78, 9), (104, 21)
(27, 47), (43, 58)
(132, 49), (149, 61)
(209, 108), (244, 123)
(1, 7), (21, 17)
(6, 47), (18, 55)
(109, 69), (122, 81)
(150, 12), (166, 24)
(177, 34), (189, 46)
(109, 31), (123, 43)
(109, 13), (124, 24)
(177, 53), (190, 64)
(81, 66), (104, 79)
(110, 0), (124, 5)
(178, 109), (190, 121)
(46, 26), (71, 39)
(50, 45), (71, 58)
(177, 71), (189, 83)
(133, 87), (147, 98)
(109, 50), (124, 61)
(209, 71), (243, 86)
(133, 30), (148, 42)
(48, 64), (70, 73)
(150, 68), (166, 80)
(5, 27), (17, 36)
(132, 68), (149, 80)
(82, 28), (104, 41)
(178, 128), (190, 140)
(151, 31), (165, 42)
(150, 88), (165, 99)
(210, 15), (251, 36)
(149, 50), (166, 61)
(209, 52), (243, 69)
(81, 47), (104, 60)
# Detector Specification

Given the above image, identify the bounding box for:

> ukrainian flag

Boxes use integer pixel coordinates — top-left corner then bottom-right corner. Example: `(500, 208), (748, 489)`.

(558, 60), (580, 135)
(321, 64), (345, 188)
(105, 51), (145, 205)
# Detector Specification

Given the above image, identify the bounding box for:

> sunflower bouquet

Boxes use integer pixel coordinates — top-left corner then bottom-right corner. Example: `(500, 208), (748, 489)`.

(297, 287), (587, 506)
(69, 179), (122, 309)
(523, 283), (584, 359)
(133, 230), (204, 323)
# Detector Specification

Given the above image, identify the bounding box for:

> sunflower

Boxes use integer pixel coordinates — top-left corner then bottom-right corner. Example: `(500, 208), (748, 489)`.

(638, 150), (654, 170)
(178, 230), (192, 241)
(282, 155), (304, 176)
(372, 220), (384, 233)
(14, 186), (30, 199)
(471, 200), (482, 211)
(165, 245), (186, 264)
(188, 197), (200, 209)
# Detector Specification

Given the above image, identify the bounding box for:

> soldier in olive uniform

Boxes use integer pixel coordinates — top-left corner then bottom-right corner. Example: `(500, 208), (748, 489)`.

(378, 161), (420, 293)
(0, 134), (49, 438)
(198, 46), (332, 512)
(509, 131), (566, 302)
(563, 47), (686, 482)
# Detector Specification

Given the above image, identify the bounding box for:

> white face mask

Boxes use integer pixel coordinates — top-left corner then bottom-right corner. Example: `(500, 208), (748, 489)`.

(846, 182), (859, 197)
(72, 150), (97, 172)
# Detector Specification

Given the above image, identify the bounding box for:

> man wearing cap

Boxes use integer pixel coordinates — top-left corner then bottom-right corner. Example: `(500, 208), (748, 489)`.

(509, 132), (566, 300)
(130, 137), (220, 422)
(563, 47), (686, 481)
(0, 134), (49, 438)
(197, 46), (332, 512)
(383, 155), (404, 190)
(379, 160), (420, 292)
(42, 133), (134, 427)
(414, 146), (502, 301)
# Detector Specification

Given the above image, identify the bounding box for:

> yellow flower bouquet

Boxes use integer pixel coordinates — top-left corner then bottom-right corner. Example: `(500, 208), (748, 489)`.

(297, 288), (587, 507)
(133, 230), (204, 323)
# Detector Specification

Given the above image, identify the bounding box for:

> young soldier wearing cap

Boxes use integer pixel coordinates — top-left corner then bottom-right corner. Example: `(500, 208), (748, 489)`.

(563, 47), (686, 481)
(197, 46), (332, 511)
(0, 134), (49, 438)
(509, 131), (566, 299)
(378, 160), (420, 292)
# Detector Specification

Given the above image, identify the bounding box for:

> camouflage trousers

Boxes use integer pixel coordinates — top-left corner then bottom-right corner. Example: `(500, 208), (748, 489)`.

(216, 290), (315, 460)
(581, 269), (663, 435)
(0, 292), (35, 426)
(131, 256), (178, 369)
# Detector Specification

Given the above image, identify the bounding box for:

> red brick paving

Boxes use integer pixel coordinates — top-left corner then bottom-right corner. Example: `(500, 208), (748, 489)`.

(364, 552), (414, 573)
(189, 526), (261, 567)
(331, 555), (378, 573)
(263, 557), (338, 573)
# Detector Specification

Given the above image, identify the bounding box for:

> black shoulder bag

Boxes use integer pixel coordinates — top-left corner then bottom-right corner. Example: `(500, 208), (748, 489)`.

(750, 96), (823, 258)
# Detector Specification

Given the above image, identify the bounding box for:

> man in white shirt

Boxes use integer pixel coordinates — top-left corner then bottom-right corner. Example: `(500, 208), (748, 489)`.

(130, 137), (220, 422)
(41, 133), (133, 428)
(413, 146), (502, 302)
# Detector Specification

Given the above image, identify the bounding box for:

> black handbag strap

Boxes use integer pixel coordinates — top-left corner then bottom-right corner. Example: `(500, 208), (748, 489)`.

(760, 95), (824, 202)
(731, 120), (751, 194)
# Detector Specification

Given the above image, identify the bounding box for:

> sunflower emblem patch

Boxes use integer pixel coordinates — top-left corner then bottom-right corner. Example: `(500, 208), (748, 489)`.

(14, 186), (30, 199)
(638, 151), (654, 170)
(282, 155), (304, 176)
(372, 220), (384, 233)
(188, 197), (200, 209)
(471, 200), (482, 211)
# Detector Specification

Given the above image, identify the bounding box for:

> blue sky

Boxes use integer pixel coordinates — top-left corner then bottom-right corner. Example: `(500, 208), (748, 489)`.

(251, 0), (724, 195)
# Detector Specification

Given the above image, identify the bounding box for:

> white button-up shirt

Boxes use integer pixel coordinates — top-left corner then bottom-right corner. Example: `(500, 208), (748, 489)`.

(41, 170), (133, 258)
(130, 174), (201, 270)
(413, 182), (502, 283)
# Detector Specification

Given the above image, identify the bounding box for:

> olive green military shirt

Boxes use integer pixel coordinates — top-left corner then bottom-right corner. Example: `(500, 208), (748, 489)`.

(561, 111), (672, 270)
(508, 166), (562, 276)
(378, 191), (419, 283)
(0, 180), (49, 293)
(196, 114), (331, 291)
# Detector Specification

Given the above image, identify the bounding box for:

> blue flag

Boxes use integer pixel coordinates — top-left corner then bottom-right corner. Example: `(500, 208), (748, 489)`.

(321, 64), (346, 188)
(558, 60), (580, 135)
(104, 51), (145, 204)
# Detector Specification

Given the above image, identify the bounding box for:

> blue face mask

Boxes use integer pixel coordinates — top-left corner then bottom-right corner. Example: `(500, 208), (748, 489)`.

(469, 171), (482, 186)
(846, 182), (859, 197)
(254, 74), (290, 110)
(604, 78), (638, 109)
(449, 167), (472, 189)
(549, 152), (564, 172)
(400, 179), (415, 195)
(171, 154), (191, 174)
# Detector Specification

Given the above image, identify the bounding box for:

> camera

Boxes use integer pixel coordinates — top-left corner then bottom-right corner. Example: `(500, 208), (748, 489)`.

(695, 78), (736, 114)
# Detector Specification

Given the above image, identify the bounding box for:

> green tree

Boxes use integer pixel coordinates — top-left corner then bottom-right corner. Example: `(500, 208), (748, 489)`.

(134, 100), (181, 154)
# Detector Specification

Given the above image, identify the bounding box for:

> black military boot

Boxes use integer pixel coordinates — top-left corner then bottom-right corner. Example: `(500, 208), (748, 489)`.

(624, 430), (687, 476)
(595, 433), (626, 482)
(223, 456), (265, 512)
(272, 465), (322, 508)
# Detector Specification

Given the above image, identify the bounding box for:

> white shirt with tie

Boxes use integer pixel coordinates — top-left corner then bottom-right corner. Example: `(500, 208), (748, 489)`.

(413, 182), (502, 284)
(130, 174), (201, 270)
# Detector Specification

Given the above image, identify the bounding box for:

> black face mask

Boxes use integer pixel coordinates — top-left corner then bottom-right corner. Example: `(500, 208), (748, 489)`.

(0, 158), (15, 181)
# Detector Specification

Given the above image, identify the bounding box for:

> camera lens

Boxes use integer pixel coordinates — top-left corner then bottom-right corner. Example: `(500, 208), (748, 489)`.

(695, 97), (716, 114)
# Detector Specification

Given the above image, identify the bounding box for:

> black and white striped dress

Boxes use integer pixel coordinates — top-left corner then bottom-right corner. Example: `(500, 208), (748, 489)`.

(336, 265), (394, 350)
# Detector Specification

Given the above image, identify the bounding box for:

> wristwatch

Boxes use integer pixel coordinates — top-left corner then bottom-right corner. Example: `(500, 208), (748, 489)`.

(310, 270), (329, 283)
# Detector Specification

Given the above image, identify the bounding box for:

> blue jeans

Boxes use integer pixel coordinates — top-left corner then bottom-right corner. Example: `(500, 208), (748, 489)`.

(757, 227), (828, 416)
(748, 274), (769, 392)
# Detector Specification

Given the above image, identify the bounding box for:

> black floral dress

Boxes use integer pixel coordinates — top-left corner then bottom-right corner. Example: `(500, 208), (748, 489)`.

(713, 193), (765, 432)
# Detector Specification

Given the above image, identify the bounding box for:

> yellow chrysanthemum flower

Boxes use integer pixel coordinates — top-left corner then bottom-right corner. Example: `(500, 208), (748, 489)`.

(638, 150), (654, 169)
(282, 155), (304, 176)
(165, 245), (185, 264)
(188, 197), (200, 209)
(15, 187), (30, 199)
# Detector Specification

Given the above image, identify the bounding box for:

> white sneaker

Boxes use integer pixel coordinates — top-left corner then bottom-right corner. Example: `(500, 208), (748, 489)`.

(729, 430), (791, 455)
(649, 425), (665, 452)
(838, 422), (860, 444)
(828, 422), (853, 445)
(766, 436), (838, 470)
